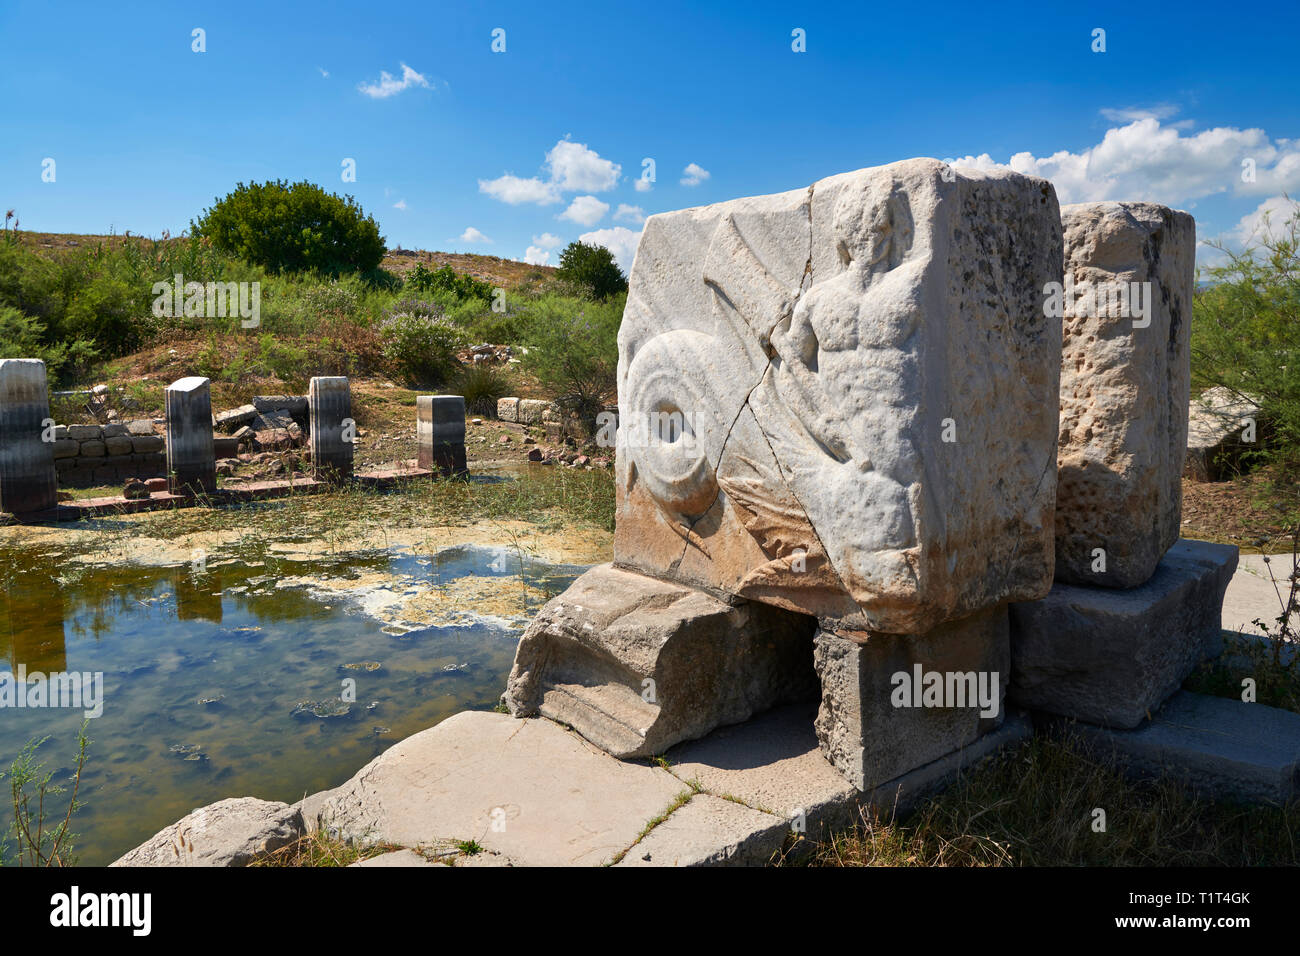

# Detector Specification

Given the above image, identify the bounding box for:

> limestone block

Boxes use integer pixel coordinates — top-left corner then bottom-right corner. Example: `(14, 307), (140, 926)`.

(813, 606), (1009, 791)
(131, 435), (164, 454)
(102, 423), (128, 438)
(1009, 539), (1237, 728)
(66, 424), (102, 440)
(516, 398), (550, 425)
(105, 435), (134, 456)
(126, 419), (156, 436)
(79, 440), (105, 457)
(505, 563), (817, 758)
(497, 397), (519, 422)
(111, 797), (302, 867)
(613, 158), (1063, 633)
(1185, 386), (1262, 482)
(253, 395), (308, 416)
(214, 404), (259, 432)
(1054, 202), (1195, 587)
(0, 359), (57, 514)
(165, 376), (216, 495)
(309, 376), (353, 481)
(417, 395), (467, 476)
(52, 439), (79, 459)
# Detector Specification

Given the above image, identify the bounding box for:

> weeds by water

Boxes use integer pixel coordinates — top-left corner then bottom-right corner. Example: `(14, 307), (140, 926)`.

(0, 721), (90, 867)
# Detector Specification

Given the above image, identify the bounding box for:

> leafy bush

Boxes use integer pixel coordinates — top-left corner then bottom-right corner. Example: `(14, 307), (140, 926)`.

(1193, 205), (1300, 461)
(0, 305), (98, 382)
(556, 241), (627, 300)
(378, 299), (466, 386)
(523, 292), (623, 432)
(405, 263), (495, 302)
(192, 180), (385, 276)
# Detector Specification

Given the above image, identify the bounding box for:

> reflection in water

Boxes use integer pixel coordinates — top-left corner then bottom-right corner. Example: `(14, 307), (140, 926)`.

(0, 543), (585, 865)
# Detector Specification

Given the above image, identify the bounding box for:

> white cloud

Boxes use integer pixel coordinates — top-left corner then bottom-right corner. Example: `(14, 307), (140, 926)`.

(358, 62), (431, 99)
(1228, 195), (1300, 246)
(615, 204), (645, 224)
(634, 178), (652, 193)
(559, 195), (609, 227)
(578, 226), (641, 274)
(480, 139), (621, 208)
(523, 246), (551, 266)
(546, 139), (621, 192)
(681, 162), (710, 186)
(532, 232), (564, 249)
(1098, 104), (1179, 124)
(460, 227), (491, 243)
(318, 67), (330, 79)
(948, 118), (1300, 206)
(392, 199), (407, 211)
(478, 174), (561, 205)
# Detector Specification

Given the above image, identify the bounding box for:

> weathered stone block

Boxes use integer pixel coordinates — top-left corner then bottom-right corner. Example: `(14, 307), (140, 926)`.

(66, 424), (101, 440)
(1009, 539), (1237, 728)
(78, 439), (106, 457)
(0, 359), (57, 514)
(105, 435), (133, 456)
(497, 397), (519, 422)
(165, 376), (216, 495)
(1185, 386), (1262, 482)
(309, 376), (353, 481)
(516, 398), (550, 425)
(1054, 202), (1195, 587)
(102, 423), (128, 438)
(51, 438), (79, 459)
(813, 606), (1009, 790)
(505, 563), (817, 758)
(417, 395), (467, 477)
(131, 435), (164, 454)
(1067, 691), (1300, 804)
(214, 404), (258, 431)
(613, 158), (1063, 633)
(253, 395), (308, 416)
(111, 798), (303, 867)
(126, 419), (156, 437)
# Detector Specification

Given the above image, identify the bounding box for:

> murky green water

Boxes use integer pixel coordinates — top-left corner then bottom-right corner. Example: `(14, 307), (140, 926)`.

(0, 541), (586, 865)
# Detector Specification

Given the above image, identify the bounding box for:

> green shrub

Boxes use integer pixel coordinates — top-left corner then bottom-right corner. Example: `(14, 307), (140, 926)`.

(378, 299), (466, 387)
(455, 362), (511, 416)
(1193, 205), (1300, 463)
(405, 263), (494, 303)
(0, 306), (98, 382)
(522, 293), (622, 432)
(192, 180), (385, 276)
(556, 241), (627, 301)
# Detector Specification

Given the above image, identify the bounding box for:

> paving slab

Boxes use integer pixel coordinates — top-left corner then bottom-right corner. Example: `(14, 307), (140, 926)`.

(1067, 690), (1300, 804)
(613, 794), (788, 867)
(303, 710), (686, 867)
(1223, 553), (1297, 637)
(349, 849), (443, 867)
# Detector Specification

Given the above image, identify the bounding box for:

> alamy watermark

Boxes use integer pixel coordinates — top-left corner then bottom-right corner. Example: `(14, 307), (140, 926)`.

(890, 665), (1000, 719)
(0, 666), (104, 719)
(151, 273), (260, 328)
(1043, 278), (1153, 328)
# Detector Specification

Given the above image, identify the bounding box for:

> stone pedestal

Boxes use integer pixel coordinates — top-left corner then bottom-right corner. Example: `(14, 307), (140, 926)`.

(1054, 202), (1195, 587)
(1009, 539), (1238, 728)
(309, 376), (353, 481)
(505, 564), (818, 758)
(813, 606), (1010, 791)
(165, 376), (215, 495)
(0, 358), (57, 515)
(417, 395), (467, 477)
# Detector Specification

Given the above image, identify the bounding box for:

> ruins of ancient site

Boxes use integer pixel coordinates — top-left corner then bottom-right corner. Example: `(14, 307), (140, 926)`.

(1, 2), (1297, 934)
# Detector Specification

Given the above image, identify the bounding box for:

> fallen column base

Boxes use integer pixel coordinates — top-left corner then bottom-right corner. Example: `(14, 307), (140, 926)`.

(504, 563), (818, 759)
(813, 606), (1010, 792)
(1009, 539), (1238, 728)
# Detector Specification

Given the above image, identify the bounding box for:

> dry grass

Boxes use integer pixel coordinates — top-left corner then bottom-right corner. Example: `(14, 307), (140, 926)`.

(803, 730), (1300, 867)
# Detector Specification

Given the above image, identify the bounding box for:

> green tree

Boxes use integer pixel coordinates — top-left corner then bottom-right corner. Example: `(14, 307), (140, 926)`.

(556, 241), (627, 300)
(192, 180), (385, 276)
(523, 293), (623, 433)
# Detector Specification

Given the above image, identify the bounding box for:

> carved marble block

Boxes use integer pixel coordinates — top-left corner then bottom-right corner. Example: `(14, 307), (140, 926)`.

(1054, 202), (1195, 587)
(613, 158), (1064, 633)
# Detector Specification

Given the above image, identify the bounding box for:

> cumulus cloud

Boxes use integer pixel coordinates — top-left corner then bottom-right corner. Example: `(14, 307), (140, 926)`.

(559, 195), (609, 227)
(459, 227), (491, 243)
(1098, 104), (1180, 124)
(615, 204), (645, 224)
(948, 118), (1300, 206)
(478, 174), (561, 205)
(578, 226), (642, 274)
(358, 63), (431, 99)
(546, 139), (621, 192)
(523, 246), (551, 266)
(480, 138), (620, 207)
(680, 162), (710, 186)
(531, 232), (564, 249)
(392, 199), (407, 211)
(1226, 195), (1300, 246)
(635, 178), (653, 193)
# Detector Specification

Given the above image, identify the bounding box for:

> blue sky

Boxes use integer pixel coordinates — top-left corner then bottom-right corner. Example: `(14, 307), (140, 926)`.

(2, 0), (1296, 272)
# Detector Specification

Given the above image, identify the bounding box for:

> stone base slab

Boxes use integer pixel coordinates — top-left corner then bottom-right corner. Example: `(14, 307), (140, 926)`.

(1009, 539), (1238, 728)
